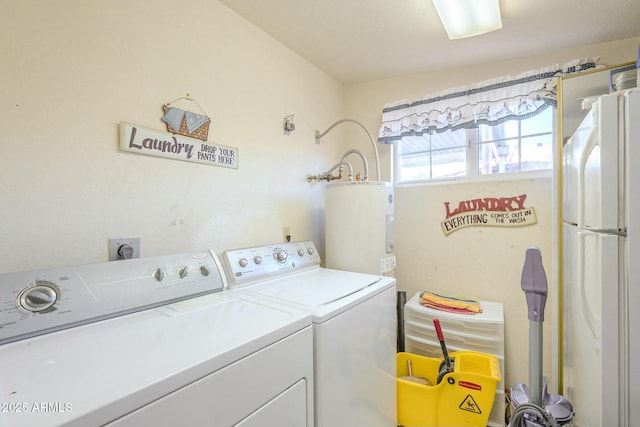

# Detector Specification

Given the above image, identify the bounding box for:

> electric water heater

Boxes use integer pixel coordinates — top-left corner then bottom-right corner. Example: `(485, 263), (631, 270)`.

(325, 181), (395, 276)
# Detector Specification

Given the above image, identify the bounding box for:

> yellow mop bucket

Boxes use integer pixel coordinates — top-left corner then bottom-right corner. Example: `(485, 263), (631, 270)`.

(397, 351), (501, 427)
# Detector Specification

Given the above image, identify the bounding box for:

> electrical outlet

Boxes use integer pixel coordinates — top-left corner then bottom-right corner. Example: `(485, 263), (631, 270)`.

(108, 238), (140, 261)
(381, 256), (396, 275)
(282, 226), (291, 242)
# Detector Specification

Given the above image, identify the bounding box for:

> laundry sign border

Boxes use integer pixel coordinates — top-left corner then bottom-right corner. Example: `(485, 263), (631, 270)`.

(119, 122), (238, 169)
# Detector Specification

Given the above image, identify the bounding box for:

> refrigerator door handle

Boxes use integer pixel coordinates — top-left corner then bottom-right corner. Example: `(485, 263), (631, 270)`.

(575, 94), (620, 230)
(578, 231), (599, 340)
(577, 129), (598, 228)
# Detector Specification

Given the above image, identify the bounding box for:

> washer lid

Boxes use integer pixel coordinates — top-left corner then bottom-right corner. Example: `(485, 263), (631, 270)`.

(234, 269), (396, 324)
(243, 268), (382, 306)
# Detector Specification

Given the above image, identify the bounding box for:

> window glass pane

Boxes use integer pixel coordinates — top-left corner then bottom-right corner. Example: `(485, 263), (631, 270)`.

(431, 129), (467, 179)
(478, 122), (517, 141)
(396, 130), (467, 182)
(478, 141), (498, 175)
(432, 129), (466, 149)
(432, 147), (466, 178)
(521, 134), (553, 171)
(521, 107), (553, 135)
(398, 135), (431, 181)
(476, 108), (553, 176)
(398, 152), (430, 181)
(477, 139), (520, 175)
(397, 135), (429, 155)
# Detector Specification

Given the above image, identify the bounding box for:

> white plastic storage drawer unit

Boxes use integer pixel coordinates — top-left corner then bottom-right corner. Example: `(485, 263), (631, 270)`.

(403, 292), (506, 427)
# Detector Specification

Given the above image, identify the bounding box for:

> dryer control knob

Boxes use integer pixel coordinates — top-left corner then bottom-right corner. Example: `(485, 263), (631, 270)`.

(178, 266), (189, 278)
(275, 249), (288, 263)
(200, 265), (210, 276)
(18, 282), (59, 313)
(297, 249), (305, 257)
(239, 258), (249, 268)
(253, 256), (263, 265)
(154, 268), (166, 281)
(307, 247), (315, 255)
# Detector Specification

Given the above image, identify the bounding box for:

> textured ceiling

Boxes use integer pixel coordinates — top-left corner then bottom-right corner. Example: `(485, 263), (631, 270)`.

(218, 0), (640, 84)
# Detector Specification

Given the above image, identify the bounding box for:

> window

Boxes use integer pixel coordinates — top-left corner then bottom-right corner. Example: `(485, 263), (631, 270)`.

(379, 58), (599, 185)
(396, 106), (554, 183)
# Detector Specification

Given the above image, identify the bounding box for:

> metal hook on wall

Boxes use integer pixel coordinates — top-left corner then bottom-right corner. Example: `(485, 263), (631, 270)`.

(284, 114), (296, 135)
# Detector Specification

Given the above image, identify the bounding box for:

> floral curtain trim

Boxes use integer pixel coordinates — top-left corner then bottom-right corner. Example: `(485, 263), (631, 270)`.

(378, 57), (601, 144)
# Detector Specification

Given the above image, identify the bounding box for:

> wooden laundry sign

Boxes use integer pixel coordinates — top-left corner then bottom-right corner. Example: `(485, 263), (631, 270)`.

(441, 194), (537, 235)
(119, 122), (238, 169)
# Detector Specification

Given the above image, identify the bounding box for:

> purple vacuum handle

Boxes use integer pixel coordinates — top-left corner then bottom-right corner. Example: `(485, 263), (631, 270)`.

(521, 247), (548, 322)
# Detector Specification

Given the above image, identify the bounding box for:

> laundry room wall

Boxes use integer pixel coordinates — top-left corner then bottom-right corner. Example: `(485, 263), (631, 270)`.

(344, 36), (640, 390)
(0, 0), (347, 273)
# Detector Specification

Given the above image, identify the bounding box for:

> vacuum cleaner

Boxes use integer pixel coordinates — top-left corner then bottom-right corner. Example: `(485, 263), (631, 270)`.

(509, 247), (574, 427)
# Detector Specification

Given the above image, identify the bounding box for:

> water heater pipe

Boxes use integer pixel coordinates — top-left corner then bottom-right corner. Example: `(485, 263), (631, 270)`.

(306, 161), (354, 182)
(315, 119), (381, 181)
(340, 149), (369, 181)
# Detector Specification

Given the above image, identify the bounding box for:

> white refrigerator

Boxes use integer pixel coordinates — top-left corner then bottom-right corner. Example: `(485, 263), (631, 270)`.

(562, 87), (640, 427)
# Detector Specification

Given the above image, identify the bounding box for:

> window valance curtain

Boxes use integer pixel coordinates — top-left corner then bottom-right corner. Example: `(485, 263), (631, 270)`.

(378, 57), (601, 144)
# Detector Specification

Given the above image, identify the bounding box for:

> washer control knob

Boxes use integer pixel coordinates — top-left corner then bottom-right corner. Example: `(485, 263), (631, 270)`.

(154, 268), (166, 281)
(239, 258), (249, 268)
(275, 249), (288, 263)
(200, 265), (210, 276)
(297, 249), (305, 257)
(307, 247), (315, 255)
(253, 256), (263, 265)
(18, 282), (59, 313)
(178, 266), (189, 278)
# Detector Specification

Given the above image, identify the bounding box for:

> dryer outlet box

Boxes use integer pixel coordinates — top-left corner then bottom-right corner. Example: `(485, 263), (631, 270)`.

(108, 238), (140, 261)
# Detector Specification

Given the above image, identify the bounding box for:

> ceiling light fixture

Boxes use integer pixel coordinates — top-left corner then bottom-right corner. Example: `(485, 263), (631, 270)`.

(431, 0), (502, 40)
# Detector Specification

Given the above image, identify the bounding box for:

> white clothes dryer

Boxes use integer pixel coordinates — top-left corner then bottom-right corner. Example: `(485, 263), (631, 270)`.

(222, 241), (397, 427)
(0, 250), (313, 427)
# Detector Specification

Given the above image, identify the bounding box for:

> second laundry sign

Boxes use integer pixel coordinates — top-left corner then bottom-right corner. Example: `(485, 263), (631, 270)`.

(441, 194), (537, 235)
(119, 122), (238, 169)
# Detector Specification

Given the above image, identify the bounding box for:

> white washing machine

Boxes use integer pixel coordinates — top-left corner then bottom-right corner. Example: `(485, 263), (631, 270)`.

(222, 241), (397, 427)
(0, 250), (313, 427)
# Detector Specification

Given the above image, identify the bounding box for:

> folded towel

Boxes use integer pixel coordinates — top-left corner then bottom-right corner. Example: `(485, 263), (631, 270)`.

(184, 111), (210, 133)
(162, 107), (186, 132)
(419, 290), (483, 314)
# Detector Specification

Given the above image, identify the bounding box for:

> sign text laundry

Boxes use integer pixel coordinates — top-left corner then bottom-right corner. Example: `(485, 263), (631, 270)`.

(119, 122), (238, 169)
(441, 194), (537, 235)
